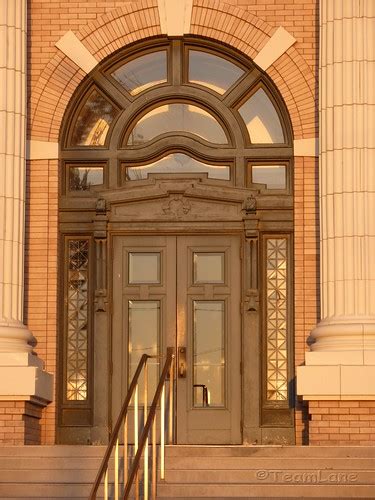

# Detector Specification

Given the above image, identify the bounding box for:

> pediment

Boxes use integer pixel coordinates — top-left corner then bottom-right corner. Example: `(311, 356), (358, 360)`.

(106, 178), (257, 222)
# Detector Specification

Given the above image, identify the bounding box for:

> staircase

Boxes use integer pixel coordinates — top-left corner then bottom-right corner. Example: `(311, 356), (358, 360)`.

(0, 445), (375, 499)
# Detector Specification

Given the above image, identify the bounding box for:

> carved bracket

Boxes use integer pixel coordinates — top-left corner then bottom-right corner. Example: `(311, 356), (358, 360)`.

(244, 289), (260, 312)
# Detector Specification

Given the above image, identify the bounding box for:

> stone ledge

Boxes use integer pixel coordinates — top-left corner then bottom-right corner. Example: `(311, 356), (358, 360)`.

(297, 364), (375, 400)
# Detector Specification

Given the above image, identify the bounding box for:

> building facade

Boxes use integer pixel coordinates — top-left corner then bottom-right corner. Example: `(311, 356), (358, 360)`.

(0, 0), (374, 447)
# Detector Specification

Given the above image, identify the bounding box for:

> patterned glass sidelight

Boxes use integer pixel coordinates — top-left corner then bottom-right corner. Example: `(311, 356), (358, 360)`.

(66, 239), (89, 401)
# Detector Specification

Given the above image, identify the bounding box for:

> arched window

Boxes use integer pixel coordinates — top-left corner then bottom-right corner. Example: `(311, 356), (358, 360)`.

(59, 38), (294, 445)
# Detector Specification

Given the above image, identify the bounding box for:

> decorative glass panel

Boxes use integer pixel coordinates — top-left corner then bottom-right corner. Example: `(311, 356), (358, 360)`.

(128, 252), (161, 284)
(193, 253), (225, 284)
(188, 50), (245, 94)
(239, 89), (284, 143)
(71, 89), (118, 146)
(69, 166), (104, 191)
(193, 301), (225, 407)
(266, 238), (288, 401)
(111, 51), (167, 95)
(66, 240), (89, 401)
(252, 165), (286, 190)
(128, 301), (160, 403)
(127, 104), (227, 145)
(125, 153), (230, 181)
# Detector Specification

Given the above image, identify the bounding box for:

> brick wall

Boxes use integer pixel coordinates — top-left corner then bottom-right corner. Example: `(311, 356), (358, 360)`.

(309, 402), (375, 446)
(0, 402), (43, 445)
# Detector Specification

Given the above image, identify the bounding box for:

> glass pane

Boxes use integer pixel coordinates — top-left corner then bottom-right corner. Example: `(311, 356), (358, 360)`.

(127, 104), (227, 145)
(252, 165), (286, 189)
(238, 89), (284, 143)
(193, 253), (224, 284)
(125, 153), (230, 181)
(189, 50), (245, 94)
(193, 301), (225, 407)
(69, 166), (103, 191)
(266, 238), (288, 401)
(66, 240), (89, 401)
(128, 301), (160, 404)
(129, 252), (160, 284)
(71, 89), (117, 146)
(111, 51), (167, 95)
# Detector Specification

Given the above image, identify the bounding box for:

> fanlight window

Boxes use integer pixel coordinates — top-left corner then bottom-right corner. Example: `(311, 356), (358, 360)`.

(124, 153), (230, 181)
(188, 50), (245, 94)
(71, 89), (118, 146)
(111, 51), (167, 95)
(238, 89), (284, 144)
(126, 104), (228, 145)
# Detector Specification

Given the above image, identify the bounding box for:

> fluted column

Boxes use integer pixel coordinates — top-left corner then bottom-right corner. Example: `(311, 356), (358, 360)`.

(0, 1), (52, 406)
(298, 0), (375, 399)
(0, 0), (33, 351)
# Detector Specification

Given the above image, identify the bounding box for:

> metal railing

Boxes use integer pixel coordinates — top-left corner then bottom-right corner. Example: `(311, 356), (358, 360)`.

(89, 347), (175, 499)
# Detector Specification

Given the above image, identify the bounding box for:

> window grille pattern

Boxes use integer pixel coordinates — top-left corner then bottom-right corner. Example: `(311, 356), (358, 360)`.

(66, 239), (89, 401)
(266, 238), (288, 401)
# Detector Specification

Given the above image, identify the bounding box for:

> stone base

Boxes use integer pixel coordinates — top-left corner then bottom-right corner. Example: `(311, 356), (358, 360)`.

(297, 363), (375, 399)
(0, 400), (43, 444)
(308, 401), (375, 446)
(0, 353), (53, 401)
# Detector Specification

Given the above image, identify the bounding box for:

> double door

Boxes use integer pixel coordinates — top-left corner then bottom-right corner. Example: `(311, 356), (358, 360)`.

(112, 234), (241, 444)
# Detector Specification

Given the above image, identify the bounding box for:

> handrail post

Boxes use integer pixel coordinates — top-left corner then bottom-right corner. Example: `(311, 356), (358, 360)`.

(160, 384), (165, 480)
(144, 363), (149, 500)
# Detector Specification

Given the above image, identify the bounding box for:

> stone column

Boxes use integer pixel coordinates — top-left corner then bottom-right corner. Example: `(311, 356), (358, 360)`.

(297, 0), (375, 399)
(0, 0), (52, 416)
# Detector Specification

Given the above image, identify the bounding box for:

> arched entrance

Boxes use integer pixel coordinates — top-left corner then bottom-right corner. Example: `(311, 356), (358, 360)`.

(57, 37), (294, 445)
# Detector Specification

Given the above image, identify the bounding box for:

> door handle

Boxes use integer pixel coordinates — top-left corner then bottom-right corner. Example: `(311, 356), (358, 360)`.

(178, 347), (187, 378)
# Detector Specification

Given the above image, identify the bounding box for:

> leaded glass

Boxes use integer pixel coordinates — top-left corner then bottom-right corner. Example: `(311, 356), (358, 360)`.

(266, 238), (288, 401)
(66, 239), (89, 401)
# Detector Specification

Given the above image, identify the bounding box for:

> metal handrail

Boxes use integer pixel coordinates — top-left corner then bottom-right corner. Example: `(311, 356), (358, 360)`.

(89, 353), (150, 499)
(89, 348), (175, 499)
(123, 347), (175, 499)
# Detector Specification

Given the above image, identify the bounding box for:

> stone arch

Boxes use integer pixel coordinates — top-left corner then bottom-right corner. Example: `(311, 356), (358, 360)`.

(29, 0), (316, 144)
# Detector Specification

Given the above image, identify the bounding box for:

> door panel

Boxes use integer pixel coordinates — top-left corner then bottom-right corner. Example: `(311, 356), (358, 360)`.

(176, 236), (241, 444)
(112, 234), (241, 444)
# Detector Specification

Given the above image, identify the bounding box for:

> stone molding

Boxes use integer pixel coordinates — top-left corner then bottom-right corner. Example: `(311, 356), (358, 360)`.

(157, 0), (193, 36)
(253, 26), (296, 71)
(55, 30), (98, 74)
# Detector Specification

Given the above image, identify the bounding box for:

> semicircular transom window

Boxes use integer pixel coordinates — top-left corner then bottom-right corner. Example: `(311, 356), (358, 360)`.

(70, 89), (119, 146)
(126, 103), (228, 145)
(188, 50), (245, 94)
(123, 153), (230, 181)
(238, 88), (284, 144)
(111, 50), (167, 95)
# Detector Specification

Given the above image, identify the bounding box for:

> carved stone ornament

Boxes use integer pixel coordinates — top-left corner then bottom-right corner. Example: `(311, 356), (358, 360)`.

(242, 195), (257, 214)
(96, 198), (106, 214)
(162, 195), (191, 218)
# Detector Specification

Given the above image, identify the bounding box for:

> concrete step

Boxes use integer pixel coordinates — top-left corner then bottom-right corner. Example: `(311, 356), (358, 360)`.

(159, 446), (375, 498)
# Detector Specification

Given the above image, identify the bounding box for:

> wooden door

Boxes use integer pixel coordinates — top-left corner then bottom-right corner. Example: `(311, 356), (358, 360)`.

(112, 234), (241, 444)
